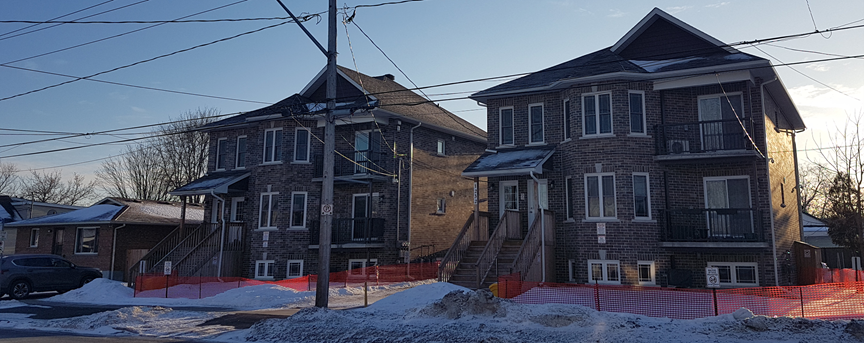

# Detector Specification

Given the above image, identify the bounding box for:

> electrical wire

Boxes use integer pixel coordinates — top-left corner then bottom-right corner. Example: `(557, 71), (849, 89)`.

(749, 45), (860, 102)
(0, 0), (147, 42)
(0, 0), (114, 38)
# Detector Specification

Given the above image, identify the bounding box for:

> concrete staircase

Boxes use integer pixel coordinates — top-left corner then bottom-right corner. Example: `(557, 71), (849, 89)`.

(448, 240), (523, 289)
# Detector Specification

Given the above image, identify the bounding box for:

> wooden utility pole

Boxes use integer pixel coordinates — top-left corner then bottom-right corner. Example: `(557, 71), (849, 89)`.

(275, 0), (337, 308)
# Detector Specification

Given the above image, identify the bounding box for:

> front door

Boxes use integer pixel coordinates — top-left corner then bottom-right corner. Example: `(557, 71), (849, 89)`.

(52, 228), (64, 256)
(527, 179), (548, 227)
(352, 194), (369, 241)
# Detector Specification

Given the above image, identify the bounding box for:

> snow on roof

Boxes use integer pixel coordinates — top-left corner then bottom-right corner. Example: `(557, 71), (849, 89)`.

(7, 204), (122, 226)
(6, 198), (203, 227)
(629, 57), (702, 72)
(463, 146), (555, 177)
(170, 170), (249, 195)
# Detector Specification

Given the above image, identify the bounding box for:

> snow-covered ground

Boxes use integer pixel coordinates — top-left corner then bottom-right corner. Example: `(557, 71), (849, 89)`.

(0, 279), (862, 342)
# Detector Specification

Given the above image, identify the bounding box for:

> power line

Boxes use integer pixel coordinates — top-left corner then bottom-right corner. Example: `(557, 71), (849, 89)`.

(0, 0), (114, 38)
(749, 45), (860, 102)
(0, 0), (150, 42)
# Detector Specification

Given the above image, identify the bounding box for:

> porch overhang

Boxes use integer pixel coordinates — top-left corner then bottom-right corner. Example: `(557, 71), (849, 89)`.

(462, 146), (555, 178)
(169, 170), (250, 196)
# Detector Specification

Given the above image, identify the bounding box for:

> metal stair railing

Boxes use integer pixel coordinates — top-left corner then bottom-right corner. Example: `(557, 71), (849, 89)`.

(173, 225), (224, 277)
(474, 210), (520, 289)
(128, 222), (205, 286)
(510, 211), (555, 282)
(438, 211), (490, 282)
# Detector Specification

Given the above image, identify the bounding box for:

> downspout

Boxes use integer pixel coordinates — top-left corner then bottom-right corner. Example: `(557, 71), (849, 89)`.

(762, 77), (781, 286)
(210, 190), (226, 278)
(110, 223), (127, 281)
(529, 171), (546, 282)
(407, 122), (422, 255)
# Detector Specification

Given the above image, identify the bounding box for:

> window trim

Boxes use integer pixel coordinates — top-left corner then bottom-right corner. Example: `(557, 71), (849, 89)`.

(215, 137), (228, 171)
(702, 175), (753, 209)
(289, 191), (308, 229)
(707, 262), (759, 287)
(348, 258), (378, 275)
(74, 227), (98, 255)
(697, 92), (746, 122)
(437, 139), (446, 156)
(587, 259), (621, 285)
(286, 259), (304, 279)
(565, 177), (574, 221)
(499, 180), (519, 216)
(255, 260), (275, 280)
(585, 173), (617, 220)
(293, 128), (311, 163)
(528, 103), (545, 145)
(628, 91), (647, 135)
(637, 260), (656, 285)
(262, 127), (283, 164)
(230, 197), (245, 222)
(235, 135), (247, 169)
(582, 92), (613, 137)
(258, 191), (279, 230)
(436, 198), (446, 214)
(563, 98), (572, 141)
(633, 172), (651, 220)
(29, 228), (39, 247)
(498, 106), (515, 147)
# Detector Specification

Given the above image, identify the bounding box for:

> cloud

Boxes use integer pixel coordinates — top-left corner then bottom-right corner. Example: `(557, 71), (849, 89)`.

(788, 84), (864, 110)
(705, 2), (730, 8)
(130, 106), (147, 113)
(805, 63), (830, 72)
(665, 6), (693, 14)
(607, 9), (626, 18)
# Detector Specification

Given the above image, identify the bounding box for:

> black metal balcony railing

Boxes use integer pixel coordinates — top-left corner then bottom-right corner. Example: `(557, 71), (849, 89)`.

(655, 119), (754, 155)
(660, 209), (763, 242)
(314, 150), (390, 178)
(310, 218), (385, 245)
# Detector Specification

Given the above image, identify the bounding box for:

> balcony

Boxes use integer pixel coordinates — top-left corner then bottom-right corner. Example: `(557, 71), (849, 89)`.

(310, 217), (386, 247)
(659, 209), (767, 249)
(313, 149), (392, 183)
(655, 119), (760, 161)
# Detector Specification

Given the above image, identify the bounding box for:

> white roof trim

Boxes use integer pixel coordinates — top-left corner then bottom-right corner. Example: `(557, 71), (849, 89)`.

(299, 67), (378, 103)
(653, 70), (754, 91)
(612, 7), (738, 54)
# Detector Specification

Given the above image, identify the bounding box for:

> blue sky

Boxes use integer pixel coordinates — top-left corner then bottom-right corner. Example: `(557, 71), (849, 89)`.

(0, 0), (862, 188)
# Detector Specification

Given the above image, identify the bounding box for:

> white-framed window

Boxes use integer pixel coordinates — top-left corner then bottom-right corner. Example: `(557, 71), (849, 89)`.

(637, 260), (656, 285)
(704, 176), (753, 237)
(348, 259), (378, 275)
(294, 128), (310, 163)
(563, 99), (572, 140)
(629, 91), (646, 134)
(633, 173), (651, 219)
(585, 173), (616, 219)
(216, 138), (228, 170)
(499, 107), (514, 146)
(290, 192), (307, 229)
(499, 180), (518, 216)
(354, 130), (381, 174)
(230, 197), (245, 222)
(568, 259), (577, 282)
(529, 103), (544, 144)
(565, 177), (574, 221)
(259, 191), (279, 229)
(286, 260), (304, 278)
(588, 259), (621, 284)
(29, 228), (39, 247)
(263, 128), (283, 163)
(75, 227), (98, 254)
(698, 93), (745, 151)
(255, 260), (275, 280)
(583, 93), (612, 136)
(708, 262), (759, 287)
(436, 198), (446, 214)
(437, 139), (446, 156)
(236, 136), (247, 168)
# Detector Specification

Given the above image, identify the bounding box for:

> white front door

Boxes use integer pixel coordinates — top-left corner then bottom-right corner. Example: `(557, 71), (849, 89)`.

(527, 179), (548, 226)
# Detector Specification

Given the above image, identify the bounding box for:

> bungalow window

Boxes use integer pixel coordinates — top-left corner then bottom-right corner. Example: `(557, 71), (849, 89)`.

(529, 103), (544, 144)
(286, 260), (304, 278)
(588, 259), (621, 284)
(259, 191), (279, 229)
(290, 192), (307, 229)
(586, 173), (616, 219)
(294, 128), (310, 163)
(29, 228), (39, 247)
(638, 261), (656, 285)
(708, 262), (758, 287)
(255, 260), (274, 280)
(629, 91), (646, 134)
(236, 136), (247, 168)
(563, 99), (572, 140)
(263, 128), (282, 163)
(499, 107), (514, 146)
(633, 173), (651, 219)
(583, 93), (612, 136)
(216, 138), (228, 170)
(75, 227), (98, 254)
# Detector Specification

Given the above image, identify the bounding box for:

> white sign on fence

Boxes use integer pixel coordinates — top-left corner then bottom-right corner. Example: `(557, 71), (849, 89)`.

(706, 267), (720, 288)
(164, 261), (172, 275)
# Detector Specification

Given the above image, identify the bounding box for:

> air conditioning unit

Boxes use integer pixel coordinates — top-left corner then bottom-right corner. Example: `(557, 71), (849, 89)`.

(666, 140), (690, 154)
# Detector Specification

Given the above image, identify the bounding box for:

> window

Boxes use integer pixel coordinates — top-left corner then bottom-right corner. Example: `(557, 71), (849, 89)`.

(588, 260), (621, 284)
(436, 198), (446, 214)
(633, 173), (650, 219)
(236, 136), (247, 168)
(708, 262), (758, 287)
(216, 138), (228, 170)
(499, 107), (514, 146)
(437, 139), (446, 156)
(255, 260), (274, 280)
(583, 93), (612, 136)
(294, 128), (310, 162)
(563, 99), (572, 140)
(348, 259), (378, 275)
(499, 181), (518, 216)
(75, 227), (98, 254)
(287, 260), (304, 278)
(230, 197), (245, 222)
(354, 131), (381, 174)
(290, 192), (307, 229)
(704, 176), (753, 237)
(568, 260), (577, 282)
(637, 261), (656, 285)
(698, 93), (745, 151)
(263, 128), (282, 163)
(29, 228), (39, 247)
(585, 173), (616, 219)
(529, 103), (544, 144)
(565, 177), (574, 220)
(629, 91), (646, 134)
(259, 192), (279, 229)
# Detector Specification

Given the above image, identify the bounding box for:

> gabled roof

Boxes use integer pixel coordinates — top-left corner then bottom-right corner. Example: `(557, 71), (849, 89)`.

(0, 195), (22, 223)
(6, 197), (203, 227)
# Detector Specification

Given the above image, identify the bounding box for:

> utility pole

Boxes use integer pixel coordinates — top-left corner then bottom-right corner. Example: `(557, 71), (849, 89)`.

(275, 0), (337, 308)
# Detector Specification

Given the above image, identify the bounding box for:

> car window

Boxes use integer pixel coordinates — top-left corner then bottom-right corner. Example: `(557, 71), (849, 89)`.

(13, 258), (34, 266)
(32, 258), (54, 267)
(52, 259), (72, 268)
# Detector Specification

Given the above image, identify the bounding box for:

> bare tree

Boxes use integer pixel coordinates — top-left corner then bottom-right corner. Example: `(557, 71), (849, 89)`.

(817, 111), (864, 255)
(0, 162), (19, 195)
(20, 170), (97, 206)
(798, 162), (832, 217)
(97, 145), (171, 201)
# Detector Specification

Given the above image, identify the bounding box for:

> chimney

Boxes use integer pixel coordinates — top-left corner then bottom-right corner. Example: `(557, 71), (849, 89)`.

(374, 74), (395, 81)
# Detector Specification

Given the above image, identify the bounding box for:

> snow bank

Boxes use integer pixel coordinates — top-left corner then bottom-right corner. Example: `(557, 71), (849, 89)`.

(41, 306), (232, 339)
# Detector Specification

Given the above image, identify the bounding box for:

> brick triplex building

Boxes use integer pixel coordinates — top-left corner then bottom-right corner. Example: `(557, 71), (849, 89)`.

(166, 66), (487, 281)
(460, 8), (805, 288)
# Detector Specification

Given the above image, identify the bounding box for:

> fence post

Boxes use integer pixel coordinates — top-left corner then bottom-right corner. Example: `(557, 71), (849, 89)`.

(799, 287), (805, 318)
(165, 275), (169, 298)
(199, 276), (203, 300)
(712, 288), (718, 316)
(594, 280), (601, 311)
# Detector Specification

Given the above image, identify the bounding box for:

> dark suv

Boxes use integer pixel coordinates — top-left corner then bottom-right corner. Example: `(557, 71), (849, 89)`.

(0, 254), (102, 299)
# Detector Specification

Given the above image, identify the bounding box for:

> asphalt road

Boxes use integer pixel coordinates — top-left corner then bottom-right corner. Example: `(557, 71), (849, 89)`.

(0, 328), (197, 342)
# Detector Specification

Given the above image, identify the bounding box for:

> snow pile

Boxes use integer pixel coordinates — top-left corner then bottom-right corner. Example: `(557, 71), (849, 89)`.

(50, 278), (134, 303)
(41, 306), (231, 339)
(0, 300), (32, 309)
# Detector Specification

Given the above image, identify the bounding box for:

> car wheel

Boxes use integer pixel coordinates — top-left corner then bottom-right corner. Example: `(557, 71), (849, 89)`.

(80, 277), (95, 288)
(10, 280), (31, 300)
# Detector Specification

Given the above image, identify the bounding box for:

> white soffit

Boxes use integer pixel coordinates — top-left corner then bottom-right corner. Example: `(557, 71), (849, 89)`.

(653, 70), (754, 91)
